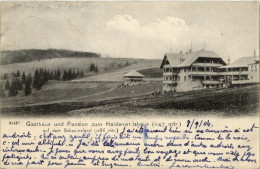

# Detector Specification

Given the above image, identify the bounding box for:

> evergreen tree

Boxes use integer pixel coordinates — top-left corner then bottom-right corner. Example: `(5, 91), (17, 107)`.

(33, 69), (39, 88)
(95, 65), (99, 73)
(24, 74), (32, 96)
(44, 69), (48, 84)
(16, 70), (20, 77)
(17, 78), (23, 90)
(56, 68), (61, 81)
(90, 63), (96, 71)
(49, 71), (54, 80)
(26, 73), (33, 86)
(5, 80), (10, 90)
(72, 69), (76, 79)
(80, 70), (84, 78)
(21, 72), (26, 84)
(3, 73), (8, 80)
(0, 83), (5, 97)
(9, 80), (18, 96)
(63, 70), (68, 81)
(68, 69), (72, 80)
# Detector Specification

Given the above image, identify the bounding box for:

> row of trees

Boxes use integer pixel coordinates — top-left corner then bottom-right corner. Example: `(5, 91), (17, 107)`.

(62, 69), (84, 81)
(2, 73), (33, 96)
(1, 68), (85, 97)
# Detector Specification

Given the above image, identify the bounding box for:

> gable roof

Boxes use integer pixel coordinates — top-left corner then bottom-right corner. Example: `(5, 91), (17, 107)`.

(160, 50), (225, 68)
(124, 70), (144, 77)
(219, 56), (259, 68)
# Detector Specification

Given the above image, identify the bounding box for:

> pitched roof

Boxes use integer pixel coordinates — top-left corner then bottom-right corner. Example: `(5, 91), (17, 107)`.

(219, 56), (259, 68)
(160, 50), (225, 68)
(123, 70), (144, 77)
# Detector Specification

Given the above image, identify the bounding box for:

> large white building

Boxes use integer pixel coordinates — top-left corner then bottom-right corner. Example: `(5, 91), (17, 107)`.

(160, 50), (259, 92)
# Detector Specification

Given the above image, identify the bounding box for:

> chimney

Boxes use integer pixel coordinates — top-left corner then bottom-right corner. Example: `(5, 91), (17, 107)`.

(179, 58), (182, 64)
(180, 51), (182, 54)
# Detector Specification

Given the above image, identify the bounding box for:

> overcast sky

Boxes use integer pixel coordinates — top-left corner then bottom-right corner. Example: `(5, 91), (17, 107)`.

(0, 1), (258, 61)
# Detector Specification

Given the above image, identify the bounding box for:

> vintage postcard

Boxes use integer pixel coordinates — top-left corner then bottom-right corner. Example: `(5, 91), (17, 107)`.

(0, 1), (259, 169)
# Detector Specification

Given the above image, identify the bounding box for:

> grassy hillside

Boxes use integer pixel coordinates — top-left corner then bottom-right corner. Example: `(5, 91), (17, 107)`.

(137, 67), (162, 78)
(1, 84), (258, 117)
(0, 49), (100, 65)
(0, 57), (160, 76)
(69, 84), (259, 117)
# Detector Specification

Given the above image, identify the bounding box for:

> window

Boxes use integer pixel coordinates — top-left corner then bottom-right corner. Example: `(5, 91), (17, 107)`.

(178, 76), (180, 81)
(184, 68), (186, 72)
(184, 76), (186, 81)
(251, 76), (253, 79)
(255, 65), (257, 71)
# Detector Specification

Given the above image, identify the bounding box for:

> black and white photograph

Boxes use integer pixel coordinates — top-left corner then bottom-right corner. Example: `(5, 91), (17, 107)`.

(0, 1), (259, 169)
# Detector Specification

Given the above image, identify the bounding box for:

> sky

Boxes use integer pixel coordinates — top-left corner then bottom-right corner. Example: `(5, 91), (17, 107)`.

(0, 1), (258, 62)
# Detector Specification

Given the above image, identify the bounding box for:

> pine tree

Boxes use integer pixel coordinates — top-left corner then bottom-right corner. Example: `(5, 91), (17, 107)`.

(56, 68), (61, 81)
(17, 78), (23, 90)
(3, 73), (8, 80)
(16, 70), (20, 77)
(80, 70), (84, 78)
(0, 83), (5, 97)
(43, 69), (48, 84)
(90, 63), (96, 71)
(95, 65), (99, 73)
(49, 71), (54, 80)
(5, 80), (10, 90)
(27, 73), (33, 86)
(33, 69), (39, 88)
(68, 69), (72, 80)
(21, 72), (26, 84)
(63, 70), (68, 81)
(9, 80), (18, 96)
(24, 75), (32, 96)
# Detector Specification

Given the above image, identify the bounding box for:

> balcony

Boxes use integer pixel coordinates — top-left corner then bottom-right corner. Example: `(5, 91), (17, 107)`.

(202, 80), (221, 85)
(232, 80), (258, 84)
(192, 63), (223, 67)
(219, 71), (249, 76)
(163, 72), (178, 76)
(188, 71), (219, 76)
(163, 80), (178, 84)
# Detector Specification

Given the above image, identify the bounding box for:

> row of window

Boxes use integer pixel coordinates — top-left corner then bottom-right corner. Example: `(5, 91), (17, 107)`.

(250, 64), (258, 72)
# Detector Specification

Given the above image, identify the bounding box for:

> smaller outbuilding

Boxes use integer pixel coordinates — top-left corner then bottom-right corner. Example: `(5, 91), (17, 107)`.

(123, 70), (144, 86)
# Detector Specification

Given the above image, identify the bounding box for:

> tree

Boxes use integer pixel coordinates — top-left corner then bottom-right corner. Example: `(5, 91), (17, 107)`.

(21, 72), (26, 84)
(56, 68), (61, 81)
(24, 75), (32, 96)
(5, 80), (10, 90)
(9, 80), (18, 96)
(17, 78), (23, 90)
(33, 69), (39, 88)
(63, 70), (68, 81)
(0, 83), (5, 97)
(90, 63), (96, 71)
(95, 65), (99, 73)
(80, 70), (84, 78)
(3, 73), (8, 80)
(68, 69), (72, 80)
(16, 70), (20, 77)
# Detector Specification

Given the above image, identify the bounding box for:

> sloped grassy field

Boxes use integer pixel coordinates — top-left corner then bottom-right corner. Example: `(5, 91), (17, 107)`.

(69, 84), (259, 118)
